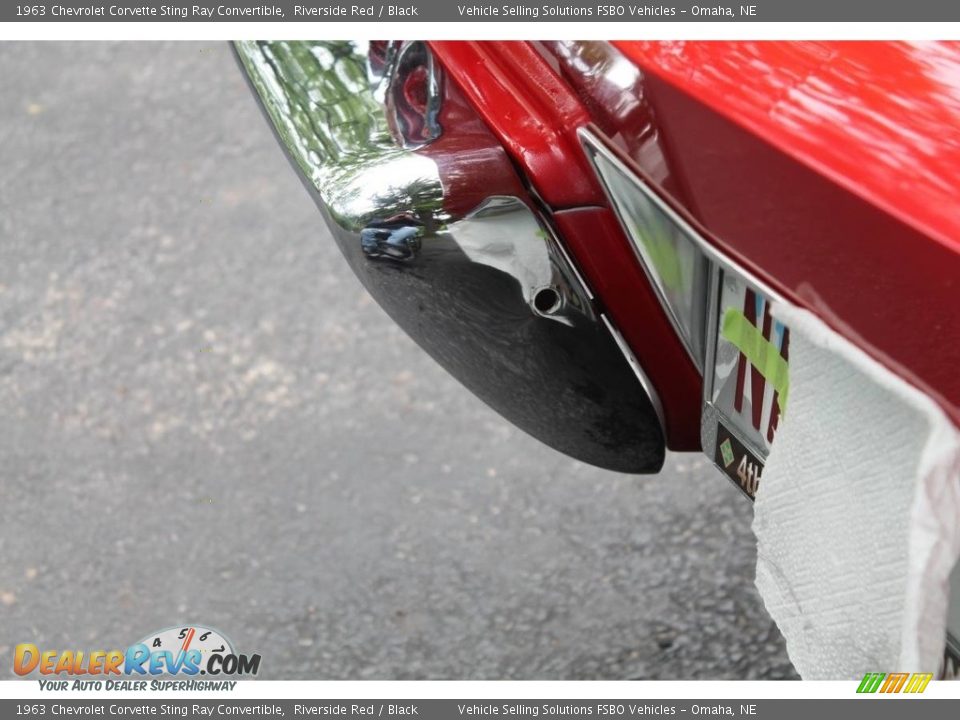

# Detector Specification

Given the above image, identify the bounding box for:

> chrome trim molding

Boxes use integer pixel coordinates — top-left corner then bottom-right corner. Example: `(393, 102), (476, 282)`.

(236, 41), (665, 473)
(580, 129), (708, 373)
(578, 127), (789, 463)
(601, 313), (666, 436)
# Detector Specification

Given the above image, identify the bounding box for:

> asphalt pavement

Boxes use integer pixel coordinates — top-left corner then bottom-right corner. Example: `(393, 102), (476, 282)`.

(0, 42), (796, 679)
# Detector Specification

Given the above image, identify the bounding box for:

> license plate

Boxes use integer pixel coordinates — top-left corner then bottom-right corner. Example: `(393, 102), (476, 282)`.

(714, 419), (765, 498)
(703, 267), (790, 499)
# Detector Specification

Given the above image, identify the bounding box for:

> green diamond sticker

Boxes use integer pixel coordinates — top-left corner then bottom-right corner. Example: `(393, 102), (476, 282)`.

(720, 438), (735, 467)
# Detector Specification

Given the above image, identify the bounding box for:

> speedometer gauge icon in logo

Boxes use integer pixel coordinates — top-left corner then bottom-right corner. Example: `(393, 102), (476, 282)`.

(137, 625), (234, 672)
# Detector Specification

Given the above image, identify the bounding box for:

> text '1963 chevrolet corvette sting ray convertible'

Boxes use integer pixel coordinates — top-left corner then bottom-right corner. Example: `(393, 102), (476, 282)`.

(236, 40), (960, 680)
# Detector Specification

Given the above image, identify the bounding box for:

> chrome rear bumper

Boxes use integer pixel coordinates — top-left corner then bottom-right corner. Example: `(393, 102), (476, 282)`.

(235, 40), (665, 473)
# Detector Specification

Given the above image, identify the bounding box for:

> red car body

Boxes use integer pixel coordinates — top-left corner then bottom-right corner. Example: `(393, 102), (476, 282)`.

(429, 40), (960, 449)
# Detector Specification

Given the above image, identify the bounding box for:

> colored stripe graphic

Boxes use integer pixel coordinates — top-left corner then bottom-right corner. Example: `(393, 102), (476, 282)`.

(905, 673), (933, 693)
(857, 672), (932, 694)
(881, 673), (909, 693)
(857, 673), (885, 693)
(722, 308), (790, 416)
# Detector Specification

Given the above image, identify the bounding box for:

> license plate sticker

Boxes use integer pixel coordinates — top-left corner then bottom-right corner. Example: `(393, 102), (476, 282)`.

(709, 271), (790, 460)
(714, 420), (764, 499)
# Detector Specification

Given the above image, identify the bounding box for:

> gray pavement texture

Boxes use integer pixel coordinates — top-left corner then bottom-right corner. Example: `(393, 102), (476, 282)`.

(0, 42), (797, 680)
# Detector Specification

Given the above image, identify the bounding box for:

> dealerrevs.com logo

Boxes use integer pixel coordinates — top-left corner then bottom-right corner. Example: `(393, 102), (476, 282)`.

(14, 625), (260, 690)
